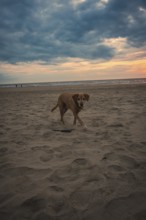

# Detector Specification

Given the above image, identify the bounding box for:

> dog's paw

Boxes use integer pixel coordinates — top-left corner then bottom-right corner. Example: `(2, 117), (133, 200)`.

(83, 124), (88, 130)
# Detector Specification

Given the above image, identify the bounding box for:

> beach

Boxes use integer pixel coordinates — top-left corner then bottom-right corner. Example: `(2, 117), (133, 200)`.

(0, 83), (146, 220)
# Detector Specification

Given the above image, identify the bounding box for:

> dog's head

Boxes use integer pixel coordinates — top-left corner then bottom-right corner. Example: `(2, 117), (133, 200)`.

(73, 93), (89, 109)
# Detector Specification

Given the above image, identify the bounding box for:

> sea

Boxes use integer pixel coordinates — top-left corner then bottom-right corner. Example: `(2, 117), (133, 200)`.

(0, 78), (146, 88)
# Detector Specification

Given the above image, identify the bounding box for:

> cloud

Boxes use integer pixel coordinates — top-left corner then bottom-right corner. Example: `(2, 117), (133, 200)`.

(0, 0), (146, 64)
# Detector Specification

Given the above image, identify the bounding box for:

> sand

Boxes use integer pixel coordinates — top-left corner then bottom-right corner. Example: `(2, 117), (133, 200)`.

(0, 83), (146, 220)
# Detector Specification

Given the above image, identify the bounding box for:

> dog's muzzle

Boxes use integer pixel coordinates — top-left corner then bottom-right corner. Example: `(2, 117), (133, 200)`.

(79, 102), (84, 108)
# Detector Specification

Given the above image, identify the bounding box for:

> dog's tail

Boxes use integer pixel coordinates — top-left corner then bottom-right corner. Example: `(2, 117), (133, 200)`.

(51, 103), (58, 112)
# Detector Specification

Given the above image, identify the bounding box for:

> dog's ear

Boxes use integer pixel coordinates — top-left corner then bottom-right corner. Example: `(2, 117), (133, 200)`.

(72, 94), (79, 101)
(84, 94), (90, 101)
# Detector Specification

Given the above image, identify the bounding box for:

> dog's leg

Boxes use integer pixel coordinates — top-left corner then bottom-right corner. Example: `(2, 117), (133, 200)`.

(77, 115), (84, 126)
(59, 104), (67, 124)
(72, 111), (84, 127)
(77, 116), (87, 129)
(60, 109), (65, 124)
(72, 111), (82, 126)
(73, 116), (87, 129)
(73, 114), (77, 125)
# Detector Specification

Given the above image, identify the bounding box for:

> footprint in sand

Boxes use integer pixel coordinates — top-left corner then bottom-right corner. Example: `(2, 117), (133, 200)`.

(129, 142), (146, 151)
(102, 192), (146, 220)
(128, 209), (146, 220)
(119, 171), (136, 184)
(49, 166), (80, 183)
(21, 196), (46, 212)
(141, 141), (146, 146)
(31, 145), (52, 153)
(108, 122), (124, 128)
(102, 153), (139, 169)
(0, 147), (8, 156)
(118, 155), (139, 169)
(49, 185), (64, 192)
(71, 158), (91, 169)
(49, 161), (91, 183)
(40, 154), (53, 162)
(0, 192), (14, 206)
(22, 193), (69, 217)
(69, 173), (105, 211)
(70, 190), (93, 210)
(34, 212), (53, 220)
(0, 147), (8, 154)
(108, 164), (125, 172)
(14, 178), (36, 193)
(83, 177), (106, 191)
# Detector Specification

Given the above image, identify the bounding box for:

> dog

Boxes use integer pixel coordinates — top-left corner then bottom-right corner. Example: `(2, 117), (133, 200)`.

(51, 93), (89, 127)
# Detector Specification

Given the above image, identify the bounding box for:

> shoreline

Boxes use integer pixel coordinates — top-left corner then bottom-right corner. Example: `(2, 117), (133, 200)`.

(0, 82), (146, 93)
(0, 77), (146, 90)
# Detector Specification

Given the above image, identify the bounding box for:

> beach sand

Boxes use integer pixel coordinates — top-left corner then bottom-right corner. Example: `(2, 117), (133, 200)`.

(0, 83), (146, 220)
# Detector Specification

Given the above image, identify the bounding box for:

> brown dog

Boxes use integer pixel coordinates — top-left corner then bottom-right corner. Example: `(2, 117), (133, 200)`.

(51, 93), (89, 127)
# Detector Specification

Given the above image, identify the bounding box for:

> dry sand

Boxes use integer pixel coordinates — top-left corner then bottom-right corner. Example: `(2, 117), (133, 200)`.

(0, 83), (146, 220)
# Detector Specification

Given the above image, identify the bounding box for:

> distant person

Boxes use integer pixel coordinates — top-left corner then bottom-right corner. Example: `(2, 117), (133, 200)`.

(16, 84), (17, 88)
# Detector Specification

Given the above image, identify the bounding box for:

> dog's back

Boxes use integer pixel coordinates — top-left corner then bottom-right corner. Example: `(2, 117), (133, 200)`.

(51, 93), (71, 112)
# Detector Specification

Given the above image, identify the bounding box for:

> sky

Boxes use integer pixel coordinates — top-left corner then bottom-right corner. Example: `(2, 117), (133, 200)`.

(0, 0), (146, 84)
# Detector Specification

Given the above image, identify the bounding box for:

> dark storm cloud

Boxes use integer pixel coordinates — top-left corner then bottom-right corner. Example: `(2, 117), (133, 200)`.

(0, 0), (146, 63)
